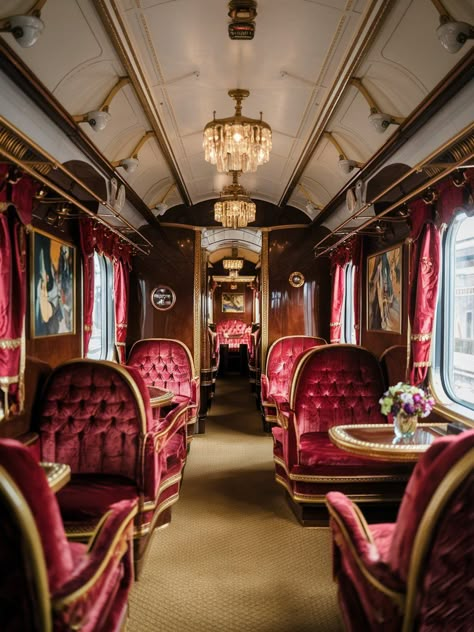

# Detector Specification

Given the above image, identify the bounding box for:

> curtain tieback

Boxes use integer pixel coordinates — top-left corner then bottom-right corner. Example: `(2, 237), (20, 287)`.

(0, 337), (21, 350)
(411, 332), (432, 342)
(413, 360), (431, 367)
(330, 321), (341, 328)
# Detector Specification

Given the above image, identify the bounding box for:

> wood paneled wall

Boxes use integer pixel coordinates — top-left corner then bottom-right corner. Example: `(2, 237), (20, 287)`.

(129, 225), (196, 357)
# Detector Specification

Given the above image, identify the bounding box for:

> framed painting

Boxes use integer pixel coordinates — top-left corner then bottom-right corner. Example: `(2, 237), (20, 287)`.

(222, 293), (244, 313)
(367, 244), (402, 333)
(31, 230), (75, 337)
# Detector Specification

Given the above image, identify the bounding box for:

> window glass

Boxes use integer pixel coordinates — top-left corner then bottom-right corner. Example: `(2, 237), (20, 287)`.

(435, 212), (474, 411)
(87, 252), (115, 360)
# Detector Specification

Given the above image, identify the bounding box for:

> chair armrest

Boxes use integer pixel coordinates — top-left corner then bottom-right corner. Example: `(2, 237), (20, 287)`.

(260, 374), (269, 401)
(52, 499), (137, 621)
(326, 492), (404, 598)
(191, 377), (200, 406)
(271, 395), (290, 427)
(152, 401), (188, 448)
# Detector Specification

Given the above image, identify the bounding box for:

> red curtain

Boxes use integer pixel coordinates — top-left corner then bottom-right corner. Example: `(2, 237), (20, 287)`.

(408, 220), (440, 385)
(329, 261), (345, 343)
(79, 218), (132, 361)
(79, 219), (96, 355)
(114, 246), (131, 364)
(0, 166), (36, 417)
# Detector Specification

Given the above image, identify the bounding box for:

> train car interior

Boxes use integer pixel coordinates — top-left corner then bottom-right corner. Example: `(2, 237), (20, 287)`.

(0, 0), (473, 630)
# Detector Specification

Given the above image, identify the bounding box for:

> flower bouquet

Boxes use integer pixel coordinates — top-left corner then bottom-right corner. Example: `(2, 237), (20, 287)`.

(379, 382), (435, 437)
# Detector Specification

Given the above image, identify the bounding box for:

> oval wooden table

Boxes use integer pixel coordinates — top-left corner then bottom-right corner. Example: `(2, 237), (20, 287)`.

(147, 386), (174, 410)
(328, 423), (450, 462)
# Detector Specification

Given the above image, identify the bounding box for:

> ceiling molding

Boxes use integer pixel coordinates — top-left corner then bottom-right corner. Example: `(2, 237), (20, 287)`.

(94, 0), (192, 207)
(278, 0), (395, 207)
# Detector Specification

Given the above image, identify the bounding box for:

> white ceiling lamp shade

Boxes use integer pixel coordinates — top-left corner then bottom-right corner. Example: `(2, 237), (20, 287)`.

(437, 18), (473, 53)
(324, 132), (362, 175)
(73, 77), (130, 133)
(0, 14), (45, 47)
(350, 78), (404, 134)
(203, 89), (272, 173)
(214, 171), (256, 229)
(149, 182), (176, 217)
(111, 131), (154, 176)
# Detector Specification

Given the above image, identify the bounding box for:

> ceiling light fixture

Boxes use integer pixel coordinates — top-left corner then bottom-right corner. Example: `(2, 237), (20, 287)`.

(73, 77), (130, 132)
(203, 89), (272, 173)
(431, 0), (473, 53)
(324, 132), (362, 174)
(350, 78), (404, 134)
(149, 182), (176, 217)
(223, 258), (244, 270)
(297, 183), (323, 218)
(0, 0), (47, 48)
(214, 171), (256, 229)
(111, 131), (155, 175)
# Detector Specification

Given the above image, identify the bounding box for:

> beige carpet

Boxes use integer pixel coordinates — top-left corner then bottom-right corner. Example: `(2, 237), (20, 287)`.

(128, 375), (344, 632)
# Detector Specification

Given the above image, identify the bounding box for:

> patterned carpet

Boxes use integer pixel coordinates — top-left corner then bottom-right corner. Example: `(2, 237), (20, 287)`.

(128, 375), (344, 632)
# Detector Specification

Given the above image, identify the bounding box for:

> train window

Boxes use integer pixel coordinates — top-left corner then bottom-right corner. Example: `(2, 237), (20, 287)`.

(434, 212), (474, 411)
(341, 263), (356, 344)
(87, 252), (115, 360)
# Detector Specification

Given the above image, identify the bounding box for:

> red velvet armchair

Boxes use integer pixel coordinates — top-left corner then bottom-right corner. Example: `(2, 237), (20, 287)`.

(127, 338), (200, 431)
(0, 438), (137, 631)
(326, 430), (474, 631)
(215, 319), (251, 351)
(272, 344), (411, 524)
(35, 359), (188, 576)
(261, 335), (327, 430)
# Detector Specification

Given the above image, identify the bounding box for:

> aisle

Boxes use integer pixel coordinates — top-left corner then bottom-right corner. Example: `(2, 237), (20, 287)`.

(128, 375), (343, 632)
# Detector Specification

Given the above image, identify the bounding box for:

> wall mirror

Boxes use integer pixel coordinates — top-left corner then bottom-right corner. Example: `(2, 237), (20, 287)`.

(151, 286), (176, 311)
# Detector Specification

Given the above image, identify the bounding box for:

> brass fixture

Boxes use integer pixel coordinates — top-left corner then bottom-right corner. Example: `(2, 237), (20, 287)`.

(203, 89), (271, 173)
(324, 132), (363, 174)
(350, 78), (405, 133)
(111, 131), (155, 173)
(73, 77), (130, 132)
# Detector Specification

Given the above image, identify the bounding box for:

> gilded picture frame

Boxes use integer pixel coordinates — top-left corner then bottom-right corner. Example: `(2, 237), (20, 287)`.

(31, 229), (75, 338)
(222, 293), (244, 313)
(367, 244), (402, 333)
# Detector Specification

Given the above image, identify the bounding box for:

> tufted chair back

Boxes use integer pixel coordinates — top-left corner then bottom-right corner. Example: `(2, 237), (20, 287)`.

(216, 319), (251, 350)
(37, 359), (149, 482)
(264, 335), (327, 402)
(289, 344), (386, 436)
(127, 338), (196, 400)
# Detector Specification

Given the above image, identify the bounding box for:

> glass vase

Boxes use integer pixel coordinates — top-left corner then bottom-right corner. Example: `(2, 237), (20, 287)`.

(393, 412), (418, 438)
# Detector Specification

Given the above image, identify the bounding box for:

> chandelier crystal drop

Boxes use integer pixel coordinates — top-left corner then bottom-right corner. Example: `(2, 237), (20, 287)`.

(214, 171), (256, 229)
(203, 89), (272, 173)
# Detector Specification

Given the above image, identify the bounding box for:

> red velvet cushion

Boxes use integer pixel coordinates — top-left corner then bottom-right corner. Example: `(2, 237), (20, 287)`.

(0, 438), (74, 594)
(296, 433), (409, 476)
(389, 430), (474, 582)
(57, 473), (138, 521)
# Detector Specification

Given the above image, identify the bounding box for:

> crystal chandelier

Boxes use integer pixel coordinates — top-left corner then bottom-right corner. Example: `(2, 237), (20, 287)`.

(203, 89), (272, 173)
(223, 258), (244, 271)
(214, 171), (256, 229)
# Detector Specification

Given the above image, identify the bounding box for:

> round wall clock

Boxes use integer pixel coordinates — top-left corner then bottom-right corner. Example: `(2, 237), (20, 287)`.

(151, 286), (176, 311)
(289, 271), (305, 287)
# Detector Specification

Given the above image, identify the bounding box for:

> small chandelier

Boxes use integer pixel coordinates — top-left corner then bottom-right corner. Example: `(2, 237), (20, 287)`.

(203, 89), (272, 173)
(214, 171), (256, 229)
(223, 258), (244, 271)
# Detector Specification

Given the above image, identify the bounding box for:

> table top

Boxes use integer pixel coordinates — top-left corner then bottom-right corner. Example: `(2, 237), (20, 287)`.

(329, 423), (449, 462)
(40, 461), (71, 493)
(148, 386), (174, 408)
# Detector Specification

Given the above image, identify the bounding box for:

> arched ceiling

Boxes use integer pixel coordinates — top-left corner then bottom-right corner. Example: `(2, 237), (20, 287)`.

(0, 0), (472, 254)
